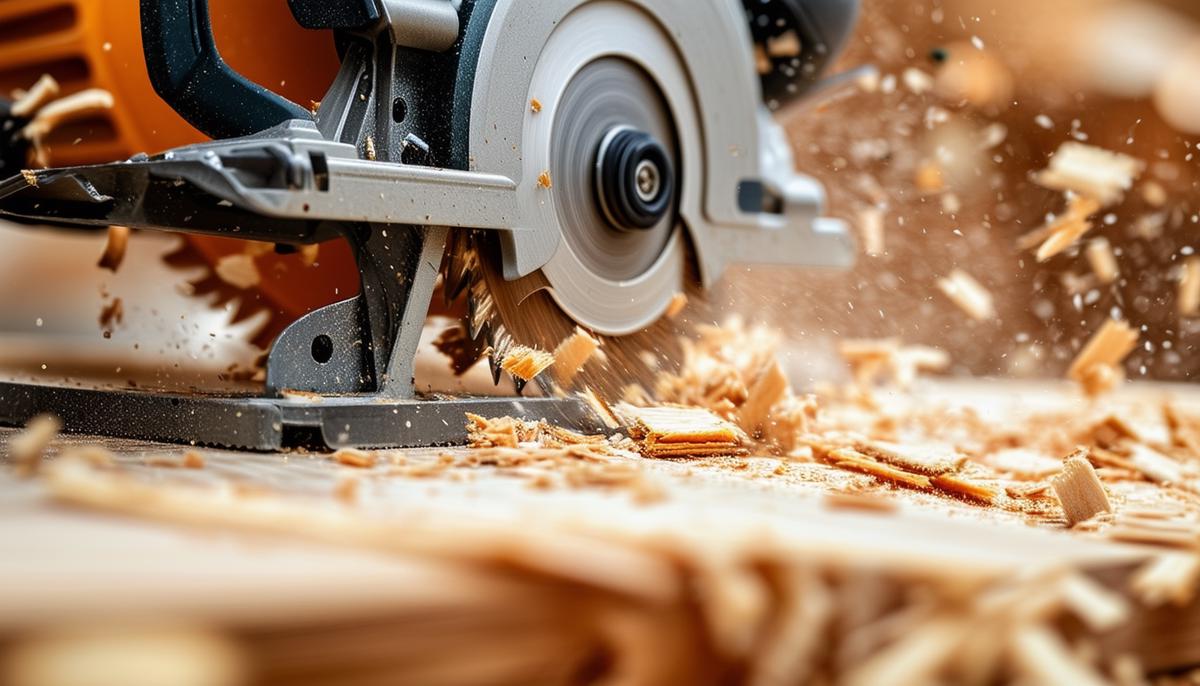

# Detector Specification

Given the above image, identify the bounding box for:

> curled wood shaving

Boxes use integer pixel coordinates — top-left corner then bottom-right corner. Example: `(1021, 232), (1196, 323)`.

(8, 414), (61, 478)
(1033, 142), (1144, 206)
(1050, 451), (1113, 526)
(936, 269), (995, 320)
(1067, 319), (1138, 397)
(21, 88), (114, 142)
(97, 226), (131, 272)
(10, 74), (60, 118)
(501, 345), (554, 382)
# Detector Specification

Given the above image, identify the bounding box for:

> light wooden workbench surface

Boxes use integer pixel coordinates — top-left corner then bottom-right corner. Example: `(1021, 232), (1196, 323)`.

(1, 379), (1198, 676)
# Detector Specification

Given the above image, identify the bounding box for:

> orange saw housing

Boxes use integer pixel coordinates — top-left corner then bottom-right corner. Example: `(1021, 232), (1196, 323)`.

(0, 0), (358, 339)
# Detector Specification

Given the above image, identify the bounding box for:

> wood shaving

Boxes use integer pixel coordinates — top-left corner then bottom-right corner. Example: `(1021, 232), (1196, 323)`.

(856, 440), (965, 476)
(1057, 572), (1130, 632)
(1033, 142), (1145, 206)
(1085, 237), (1119, 285)
(737, 360), (789, 439)
(766, 30), (802, 58)
(8, 414), (61, 478)
(1125, 443), (1184, 485)
(620, 404), (745, 458)
(501, 345), (554, 382)
(1033, 195), (1102, 262)
(1179, 257), (1200, 317)
(213, 253), (261, 290)
(10, 74), (60, 118)
(551, 327), (599, 387)
(333, 448), (377, 469)
(1130, 553), (1200, 607)
(1050, 451), (1113, 526)
(936, 268), (995, 321)
(1067, 319), (1138, 397)
(838, 338), (949, 389)
(21, 88), (114, 143)
(664, 292), (688, 319)
(823, 490), (898, 513)
(819, 447), (933, 489)
(96, 226), (130, 272)
(930, 474), (999, 504)
(1010, 623), (1109, 686)
(857, 206), (885, 257)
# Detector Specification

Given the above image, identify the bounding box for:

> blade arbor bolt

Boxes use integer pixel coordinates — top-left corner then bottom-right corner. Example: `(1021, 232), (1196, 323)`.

(594, 126), (674, 231)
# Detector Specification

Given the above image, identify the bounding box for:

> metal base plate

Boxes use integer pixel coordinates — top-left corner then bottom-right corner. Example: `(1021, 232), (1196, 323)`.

(0, 382), (603, 451)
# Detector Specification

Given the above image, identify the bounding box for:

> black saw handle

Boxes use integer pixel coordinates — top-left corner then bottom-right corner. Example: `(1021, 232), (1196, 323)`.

(139, 0), (319, 139)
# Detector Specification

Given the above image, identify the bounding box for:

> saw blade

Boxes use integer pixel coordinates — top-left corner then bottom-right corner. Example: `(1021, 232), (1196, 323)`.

(446, 229), (701, 399)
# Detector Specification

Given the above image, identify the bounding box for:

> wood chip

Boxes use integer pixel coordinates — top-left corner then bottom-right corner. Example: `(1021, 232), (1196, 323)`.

(96, 226), (130, 272)
(823, 490), (898, 513)
(182, 451), (206, 469)
(551, 327), (599, 387)
(214, 253), (261, 289)
(1067, 319), (1138, 397)
(1033, 142), (1144, 206)
(856, 440), (965, 475)
(937, 268), (995, 320)
(737, 360), (789, 438)
(1033, 195), (1101, 262)
(24, 86), (110, 134)
(1126, 443), (1184, 485)
(98, 297), (124, 332)
(1050, 451), (1113, 526)
(298, 243), (319, 266)
(10, 74), (60, 118)
(857, 206), (885, 256)
(537, 170), (552, 189)
(501, 345), (554, 382)
(765, 30), (801, 58)
(1058, 573), (1130, 632)
(1179, 256), (1200, 317)
(1010, 623), (1109, 686)
(579, 387), (621, 430)
(530, 98), (542, 113)
(1130, 553), (1200, 607)
(664, 292), (688, 319)
(20, 169), (37, 187)
(364, 135), (377, 161)
(1085, 237), (1119, 285)
(621, 405), (744, 458)
(822, 448), (932, 489)
(333, 448), (377, 469)
(931, 474), (999, 504)
(8, 414), (61, 478)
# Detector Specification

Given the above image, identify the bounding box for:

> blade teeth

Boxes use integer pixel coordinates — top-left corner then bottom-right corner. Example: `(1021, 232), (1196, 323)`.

(513, 377), (527, 395)
(487, 348), (503, 386)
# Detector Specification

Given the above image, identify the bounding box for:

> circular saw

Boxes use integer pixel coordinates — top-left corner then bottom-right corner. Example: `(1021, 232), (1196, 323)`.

(0, 0), (858, 450)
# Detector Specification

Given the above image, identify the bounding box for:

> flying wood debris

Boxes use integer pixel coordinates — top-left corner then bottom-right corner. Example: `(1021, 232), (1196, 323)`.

(1033, 142), (1145, 206)
(551, 327), (600, 387)
(837, 339), (949, 389)
(1067, 319), (1138, 396)
(936, 269), (995, 321)
(333, 448), (377, 469)
(1050, 451), (1113, 526)
(1179, 257), (1200, 317)
(9, 414), (61, 478)
(96, 226), (131, 272)
(1085, 238), (1119, 285)
(1019, 194), (1101, 262)
(500, 345), (555, 383)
